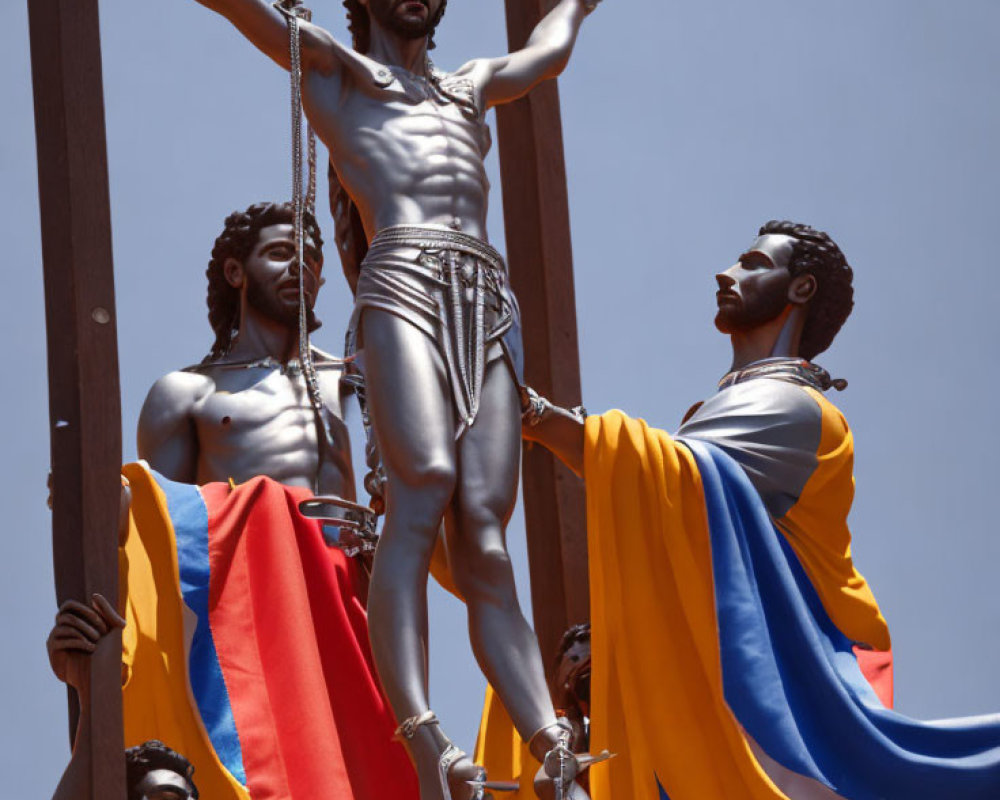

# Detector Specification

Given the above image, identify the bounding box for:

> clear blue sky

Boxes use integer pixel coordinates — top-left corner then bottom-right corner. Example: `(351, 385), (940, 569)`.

(3, 0), (999, 794)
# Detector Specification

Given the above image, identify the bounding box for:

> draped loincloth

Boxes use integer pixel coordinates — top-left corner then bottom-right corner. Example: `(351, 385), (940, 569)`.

(347, 224), (523, 438)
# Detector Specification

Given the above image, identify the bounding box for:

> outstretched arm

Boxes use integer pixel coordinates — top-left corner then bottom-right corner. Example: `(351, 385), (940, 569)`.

(521, 388), (587, 477)
(193, 0), (341, 74)
(476, 0), (597, 109)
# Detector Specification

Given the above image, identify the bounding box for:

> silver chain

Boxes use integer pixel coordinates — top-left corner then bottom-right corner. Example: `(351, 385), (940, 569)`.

(281, 0), (332, 486)
(306, 118), (317, 214)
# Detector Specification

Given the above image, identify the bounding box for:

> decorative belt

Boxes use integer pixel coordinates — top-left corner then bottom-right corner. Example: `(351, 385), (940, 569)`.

(367, 225), (506, 275)
(365, 225), (512, 434)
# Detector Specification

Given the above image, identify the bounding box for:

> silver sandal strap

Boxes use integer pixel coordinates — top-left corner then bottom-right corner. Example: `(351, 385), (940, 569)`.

(393, 709), (439, 741)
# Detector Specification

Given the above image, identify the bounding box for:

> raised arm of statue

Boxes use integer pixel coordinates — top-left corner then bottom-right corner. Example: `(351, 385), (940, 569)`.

(474, 0), (597, 109)
(137, 371), (205, 483)
(192, 0), (343, 74)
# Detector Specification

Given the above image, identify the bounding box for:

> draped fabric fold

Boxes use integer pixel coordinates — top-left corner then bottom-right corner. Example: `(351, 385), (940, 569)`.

(120, 462), (418, 800)
(586, 412), (783, 799)
(584, 411), (1000, 799)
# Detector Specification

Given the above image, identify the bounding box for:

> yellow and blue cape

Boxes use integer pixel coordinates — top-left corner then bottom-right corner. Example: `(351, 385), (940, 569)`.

(479, 372), (1000, 799)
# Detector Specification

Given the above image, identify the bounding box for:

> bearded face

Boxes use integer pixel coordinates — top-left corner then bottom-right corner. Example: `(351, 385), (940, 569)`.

(714, 234), (797, 334)
(367, 0), (442, 41)
(245, 270), (319, 332)
(241, 223), (322, 333)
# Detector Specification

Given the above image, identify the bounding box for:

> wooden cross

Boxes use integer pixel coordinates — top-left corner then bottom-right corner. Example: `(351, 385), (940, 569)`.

(28, 0), (126, 797)
(28, 0), (587, 795)
(497, 0), (590, 676)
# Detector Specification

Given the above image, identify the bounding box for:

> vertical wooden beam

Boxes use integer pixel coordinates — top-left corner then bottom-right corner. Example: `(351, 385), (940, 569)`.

(499, 0), (589, 677)
(28, 0), (125, 796)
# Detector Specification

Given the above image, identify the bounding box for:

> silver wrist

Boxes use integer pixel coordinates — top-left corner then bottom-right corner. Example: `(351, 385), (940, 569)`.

(521, 387), (588, 427)
(521, 387), (553, 427)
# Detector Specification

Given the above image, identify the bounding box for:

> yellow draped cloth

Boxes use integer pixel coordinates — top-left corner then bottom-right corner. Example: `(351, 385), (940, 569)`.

(473, 409), (757, 799)
(477, 401), (888, 799)
(584, 411), (783, 799)
(120, 463), (250, 799)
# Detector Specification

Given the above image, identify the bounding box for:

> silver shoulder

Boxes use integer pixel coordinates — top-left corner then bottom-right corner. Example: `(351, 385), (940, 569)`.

(677, 378), (823, 518)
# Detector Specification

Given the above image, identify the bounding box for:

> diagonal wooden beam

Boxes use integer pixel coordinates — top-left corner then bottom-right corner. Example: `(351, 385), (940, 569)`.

(498, 0), (589, 679)
(28, 0), (125, 796)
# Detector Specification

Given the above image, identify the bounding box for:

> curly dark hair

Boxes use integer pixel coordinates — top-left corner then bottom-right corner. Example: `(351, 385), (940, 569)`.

(205, 201), (324, 360)
(554, 622), (591, 666)
(758, 220), (854, 360)
(125, 740), (199, 800)
(343, 0), (447, 53)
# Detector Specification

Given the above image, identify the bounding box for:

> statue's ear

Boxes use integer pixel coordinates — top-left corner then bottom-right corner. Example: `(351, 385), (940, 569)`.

(789, 273), (817, 305)
(223, 257), (245, 289)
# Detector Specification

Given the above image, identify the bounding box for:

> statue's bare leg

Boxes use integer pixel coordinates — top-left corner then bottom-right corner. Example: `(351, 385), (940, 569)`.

(443, 349), (559, 740)
(362, 310), (576, 798)
(445, 351), (586, 798)
(361, 309), (480, 800)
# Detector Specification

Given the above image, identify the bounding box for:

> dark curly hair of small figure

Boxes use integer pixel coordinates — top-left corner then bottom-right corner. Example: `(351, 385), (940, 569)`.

(125, 740), (199, 800)
(554, 622), (591, 666)
(758, 220), (854, 360)
(205, 201), (324, 361)
(343, 0), (447, 53)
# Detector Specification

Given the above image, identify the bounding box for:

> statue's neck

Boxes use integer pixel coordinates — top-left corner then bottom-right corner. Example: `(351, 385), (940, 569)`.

(228, 308), (299, 363)
(728, 305), (806, 372)
(366, 26), (429, 73)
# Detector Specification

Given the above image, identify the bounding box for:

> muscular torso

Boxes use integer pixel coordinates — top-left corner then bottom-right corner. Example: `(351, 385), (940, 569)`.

(303, 64), (492, 240)
(140, 358), (354, 498)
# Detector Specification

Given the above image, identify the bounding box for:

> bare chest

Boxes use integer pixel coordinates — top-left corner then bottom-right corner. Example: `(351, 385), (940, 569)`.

(193, 371), (316, 462)
(197, 376), (309, 435)
(305, 71), (491, 173)
(189, 368), (350, 491)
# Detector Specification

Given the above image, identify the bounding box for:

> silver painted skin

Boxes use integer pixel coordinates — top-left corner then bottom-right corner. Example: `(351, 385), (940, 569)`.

(138, 219), (356, 496)
(190, 0), (596, 795)
(138, 352), (355, 497)
(348, 225), (522, 438)
(677, 365), (826, 519)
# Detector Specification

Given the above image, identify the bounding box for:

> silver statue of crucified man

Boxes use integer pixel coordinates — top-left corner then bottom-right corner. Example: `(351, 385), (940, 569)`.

(190, 0), (607, 796)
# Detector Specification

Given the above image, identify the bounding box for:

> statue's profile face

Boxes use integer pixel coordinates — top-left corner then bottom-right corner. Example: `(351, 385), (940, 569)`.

(133, 768), (196, 800)
(241, 223), (323, 329)
(368, 0), (443, 41)
(714, 234), (797, 334)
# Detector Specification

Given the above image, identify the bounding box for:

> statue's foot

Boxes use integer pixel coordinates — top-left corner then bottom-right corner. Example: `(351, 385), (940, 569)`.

(529, 722), (614, 800)
(532, 772), (588, 800)
(443, 746), (522, 799)
(395, 711), (517, 800)
(439, 745), (481, 800)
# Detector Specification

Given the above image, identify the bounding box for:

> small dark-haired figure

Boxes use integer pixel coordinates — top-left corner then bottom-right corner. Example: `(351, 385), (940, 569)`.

(126, 740), (199, 800)
(521, 222), (1000, 799)
(129, 202), (416, 799)
(551, 623), (591, 756)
